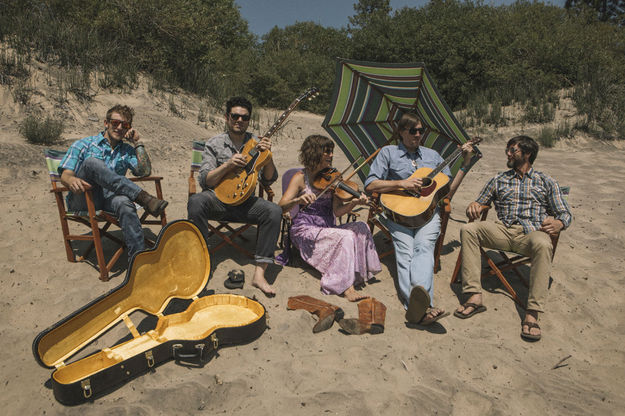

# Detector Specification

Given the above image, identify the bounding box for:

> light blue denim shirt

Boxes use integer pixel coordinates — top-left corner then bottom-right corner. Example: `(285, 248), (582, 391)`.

(364, 142), (451, 188)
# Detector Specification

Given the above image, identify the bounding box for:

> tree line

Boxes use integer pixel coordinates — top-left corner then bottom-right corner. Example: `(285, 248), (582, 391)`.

(1, 0), (624, 138)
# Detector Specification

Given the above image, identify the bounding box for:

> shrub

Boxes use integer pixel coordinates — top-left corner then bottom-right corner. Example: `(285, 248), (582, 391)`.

(19, 115), (64, 145)
(537, 126), (556, 148)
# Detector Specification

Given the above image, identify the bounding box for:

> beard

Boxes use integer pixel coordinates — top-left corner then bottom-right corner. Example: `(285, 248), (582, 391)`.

(507, 157), (520, 169)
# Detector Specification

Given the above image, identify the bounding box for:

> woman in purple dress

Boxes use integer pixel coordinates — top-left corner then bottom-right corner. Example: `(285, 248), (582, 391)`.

(278, 135), (381, 301)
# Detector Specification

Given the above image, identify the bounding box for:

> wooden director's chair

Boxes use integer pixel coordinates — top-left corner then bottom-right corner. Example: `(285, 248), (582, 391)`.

(45, 149), (167, 282)
(450, 186), (569, 308)
(188, 140), (274, 258)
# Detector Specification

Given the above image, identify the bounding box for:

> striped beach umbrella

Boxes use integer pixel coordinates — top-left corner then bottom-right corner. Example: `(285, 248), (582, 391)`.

(322, 58), (481, 183)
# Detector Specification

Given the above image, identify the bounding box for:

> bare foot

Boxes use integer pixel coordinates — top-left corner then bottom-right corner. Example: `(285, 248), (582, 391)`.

(455, 293), (483, 317)
(252, 264), (276, 297)
(343, 286), (368, 302)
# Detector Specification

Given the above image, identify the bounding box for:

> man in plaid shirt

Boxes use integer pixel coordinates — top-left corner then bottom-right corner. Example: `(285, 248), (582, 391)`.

(454, 135), (571, 341)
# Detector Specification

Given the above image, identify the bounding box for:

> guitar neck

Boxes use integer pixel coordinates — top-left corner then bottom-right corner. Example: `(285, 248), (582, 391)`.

(263, 92), (312, 138)
(427, 147), (463, 178)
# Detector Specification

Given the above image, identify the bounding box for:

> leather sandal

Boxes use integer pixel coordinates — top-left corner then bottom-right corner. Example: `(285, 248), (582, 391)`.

(521, 321), (541, 342)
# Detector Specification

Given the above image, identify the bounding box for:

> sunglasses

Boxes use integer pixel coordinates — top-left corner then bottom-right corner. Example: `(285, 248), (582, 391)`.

(230, 113), (250, 121)
(408, 126), (426, 135)
(506, 147), (521, 155)
(108, 119), (131, 130)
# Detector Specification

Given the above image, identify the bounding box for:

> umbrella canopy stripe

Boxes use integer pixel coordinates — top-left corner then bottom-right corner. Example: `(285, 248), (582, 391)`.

(323, 59), (480, 183)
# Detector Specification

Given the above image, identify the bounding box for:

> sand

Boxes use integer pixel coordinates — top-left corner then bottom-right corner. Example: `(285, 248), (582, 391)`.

(1, 76), (624, 415)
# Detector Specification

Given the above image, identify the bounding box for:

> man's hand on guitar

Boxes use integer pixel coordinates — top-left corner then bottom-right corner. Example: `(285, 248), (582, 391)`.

(228, 153), (248, 170)
(540, 217), (563, 236)
(401, 177), (424, 192)
(256, 137), (272, 152)
(466, 201), (485, 221)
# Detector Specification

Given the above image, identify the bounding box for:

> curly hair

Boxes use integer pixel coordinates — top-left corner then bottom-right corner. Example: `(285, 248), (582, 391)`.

(226, 96), (252, 115)
(106, 105), (134, 124)
(299, 135), (334, 170)
(390, 112), (422, 143)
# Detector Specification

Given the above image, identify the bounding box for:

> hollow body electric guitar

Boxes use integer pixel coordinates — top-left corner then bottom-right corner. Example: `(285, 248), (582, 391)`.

(214, 87), (319, 205)
(380, 137), (482, 228)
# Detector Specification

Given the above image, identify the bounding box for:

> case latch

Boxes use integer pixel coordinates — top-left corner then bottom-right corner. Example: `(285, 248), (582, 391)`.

(211, 333), (219, 349)
(81, 379), (92, 398)
(145, 350), (155, 368)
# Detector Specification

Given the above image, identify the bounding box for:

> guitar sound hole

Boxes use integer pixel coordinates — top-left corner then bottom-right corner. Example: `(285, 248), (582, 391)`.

(422, 178), (432, 188)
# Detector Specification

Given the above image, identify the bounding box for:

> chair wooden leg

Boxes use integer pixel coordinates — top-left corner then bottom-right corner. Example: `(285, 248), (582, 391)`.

(208, 224), (254, 258)
(450, 248), (462, 284)
(481, 248), (526, 309)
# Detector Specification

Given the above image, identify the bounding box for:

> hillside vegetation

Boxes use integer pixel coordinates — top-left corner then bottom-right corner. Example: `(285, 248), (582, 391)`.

(1, 0), (624, 140)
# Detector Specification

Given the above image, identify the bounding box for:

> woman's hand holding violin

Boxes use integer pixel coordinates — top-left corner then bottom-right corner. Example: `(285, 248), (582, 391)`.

(350, 193), (369, 206)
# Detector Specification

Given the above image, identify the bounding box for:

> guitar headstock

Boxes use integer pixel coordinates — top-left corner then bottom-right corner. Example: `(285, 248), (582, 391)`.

(263, 87), (320, 138)
(301, 87), (319, 102)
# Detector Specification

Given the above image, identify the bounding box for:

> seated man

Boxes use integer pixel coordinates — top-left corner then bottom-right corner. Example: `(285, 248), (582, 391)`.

(454, 135), (572, 342)
(365, 112), (474, 325)
(187, 96), (282, 296)
(59, 104), (168, 259)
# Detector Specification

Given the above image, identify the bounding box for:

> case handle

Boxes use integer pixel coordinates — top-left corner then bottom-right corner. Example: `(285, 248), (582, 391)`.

(172, 343), (209, 363)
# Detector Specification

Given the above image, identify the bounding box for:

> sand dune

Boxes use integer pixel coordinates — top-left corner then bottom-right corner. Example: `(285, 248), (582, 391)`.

(1, 81), (624, 415)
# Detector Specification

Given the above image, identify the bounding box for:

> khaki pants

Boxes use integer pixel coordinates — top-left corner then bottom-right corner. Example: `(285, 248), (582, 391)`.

(460, 221), (553, 312)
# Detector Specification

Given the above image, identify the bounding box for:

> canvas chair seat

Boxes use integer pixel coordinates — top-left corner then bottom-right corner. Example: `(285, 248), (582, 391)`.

(450, 186), (569, 308)
(188, 140), (274, 258)
(45, 149), (167, 281)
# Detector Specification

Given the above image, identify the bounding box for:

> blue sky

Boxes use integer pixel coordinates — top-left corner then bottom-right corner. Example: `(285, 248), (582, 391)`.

(236, 0), (566, 37)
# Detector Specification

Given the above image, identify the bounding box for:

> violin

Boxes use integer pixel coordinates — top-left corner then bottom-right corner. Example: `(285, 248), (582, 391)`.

(312, 167), (363, 201)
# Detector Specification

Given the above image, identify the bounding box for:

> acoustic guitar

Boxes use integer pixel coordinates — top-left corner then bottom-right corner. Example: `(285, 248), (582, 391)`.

(214, 87), (319, 205)
(380, 137), (481, 228)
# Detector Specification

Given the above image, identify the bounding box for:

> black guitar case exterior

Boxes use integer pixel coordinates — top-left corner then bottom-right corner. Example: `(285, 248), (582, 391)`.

(32, 220), (266, 405)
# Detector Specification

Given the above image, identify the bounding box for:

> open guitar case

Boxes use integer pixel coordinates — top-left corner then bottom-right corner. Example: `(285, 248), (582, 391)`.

(32, 220), (266, 405)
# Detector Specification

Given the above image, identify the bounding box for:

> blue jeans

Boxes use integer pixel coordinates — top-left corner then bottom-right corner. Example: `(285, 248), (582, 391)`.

(67, 158), (145, 258)
(384, 210), (441, 309)
(187, 189), (282, 264)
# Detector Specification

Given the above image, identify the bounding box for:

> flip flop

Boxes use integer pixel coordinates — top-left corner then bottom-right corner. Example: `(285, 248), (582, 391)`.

(453, 302), (487, 319)
(224, 269), (245, 289)
(521, 321), (541, 342)
(419, 309), (450, 326)
(405, 286), (430, 324)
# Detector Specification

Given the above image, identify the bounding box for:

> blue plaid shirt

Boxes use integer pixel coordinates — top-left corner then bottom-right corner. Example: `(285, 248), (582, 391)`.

(476, 168), (572, 233)
(58, 132), (139, 177)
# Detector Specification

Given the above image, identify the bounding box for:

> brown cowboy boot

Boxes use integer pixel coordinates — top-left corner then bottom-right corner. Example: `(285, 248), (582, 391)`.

(135, 190), (168, 217)
(338, 297), (386, 335)
(287, 295), (345, 333)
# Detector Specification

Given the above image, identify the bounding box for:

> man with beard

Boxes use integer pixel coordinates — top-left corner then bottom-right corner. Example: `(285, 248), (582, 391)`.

(187, 96), (281, 296)
(453, 135), (572, 342)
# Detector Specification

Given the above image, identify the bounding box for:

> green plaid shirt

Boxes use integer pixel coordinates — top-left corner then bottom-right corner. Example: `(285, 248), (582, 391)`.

(476, 168), (572, 234)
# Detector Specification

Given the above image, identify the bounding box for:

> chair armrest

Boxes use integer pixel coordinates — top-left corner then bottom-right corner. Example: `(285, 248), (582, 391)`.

(259, 182), (275, 201)
(49, 183), (94, 193)
(130, 176), (164, 182)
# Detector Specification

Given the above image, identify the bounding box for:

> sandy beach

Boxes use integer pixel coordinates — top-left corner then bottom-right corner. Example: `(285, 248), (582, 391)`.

(1, 83), (624, 415)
